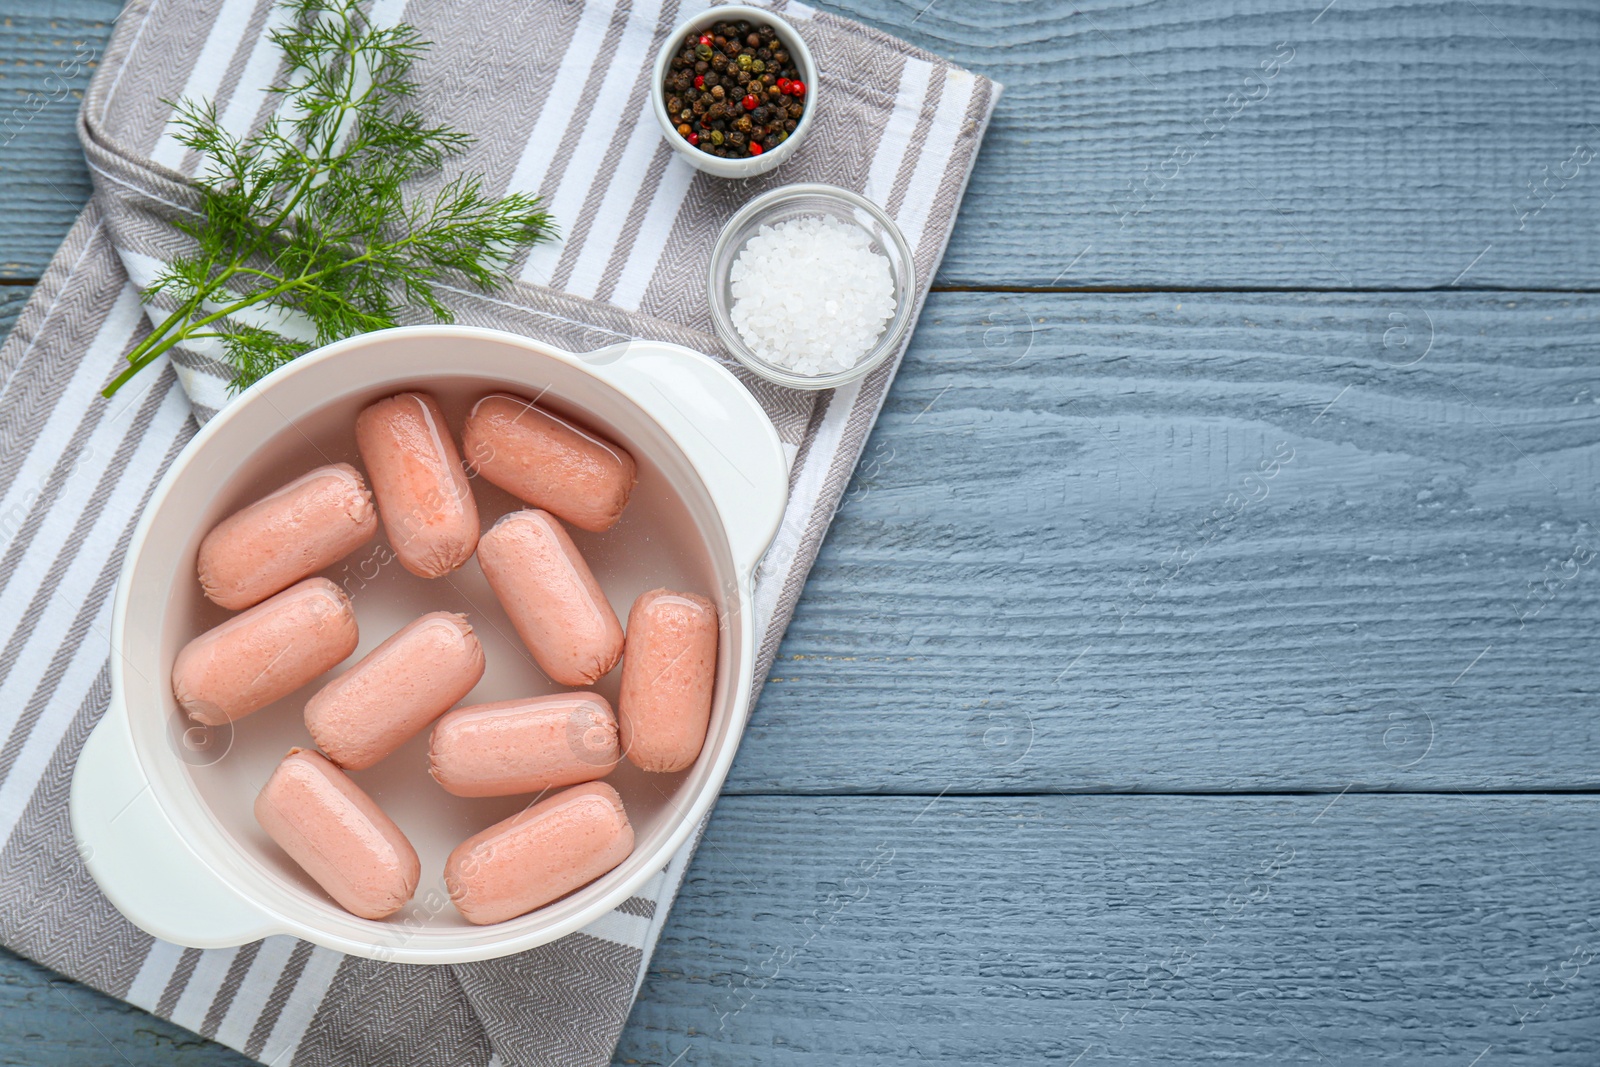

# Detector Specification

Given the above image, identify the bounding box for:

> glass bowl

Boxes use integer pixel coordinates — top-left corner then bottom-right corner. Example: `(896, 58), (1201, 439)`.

(708, 184), (916, 391)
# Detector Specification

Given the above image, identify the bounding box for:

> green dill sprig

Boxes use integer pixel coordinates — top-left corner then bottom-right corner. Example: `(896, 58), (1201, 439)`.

(104, 0), (554, 397)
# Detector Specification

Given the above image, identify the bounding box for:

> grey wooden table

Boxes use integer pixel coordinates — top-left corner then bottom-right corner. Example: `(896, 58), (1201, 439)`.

(3, 1), (1599, 1064)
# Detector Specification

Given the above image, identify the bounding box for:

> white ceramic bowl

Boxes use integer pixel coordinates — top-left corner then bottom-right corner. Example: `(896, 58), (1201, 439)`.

(650, 5), (816, 179)
(69, 327), (788, 964)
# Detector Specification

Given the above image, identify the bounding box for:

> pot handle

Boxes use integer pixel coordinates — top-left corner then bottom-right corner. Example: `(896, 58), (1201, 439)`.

(70, 708), (282, 949)
(582, 342), (789, 574)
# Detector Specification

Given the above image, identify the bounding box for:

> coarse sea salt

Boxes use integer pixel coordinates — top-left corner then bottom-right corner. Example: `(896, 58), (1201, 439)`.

(729, 215), (896, 377)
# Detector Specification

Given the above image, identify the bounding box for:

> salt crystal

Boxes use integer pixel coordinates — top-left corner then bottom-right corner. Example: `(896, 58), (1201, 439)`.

(728, 215), (896, 376)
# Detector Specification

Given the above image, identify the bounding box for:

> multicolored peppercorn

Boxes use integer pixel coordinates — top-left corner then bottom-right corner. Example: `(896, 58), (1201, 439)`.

(665, 18), (806, 160)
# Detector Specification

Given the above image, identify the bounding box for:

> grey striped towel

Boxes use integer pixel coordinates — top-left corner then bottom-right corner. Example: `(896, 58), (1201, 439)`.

(0, 0), (997, 1063)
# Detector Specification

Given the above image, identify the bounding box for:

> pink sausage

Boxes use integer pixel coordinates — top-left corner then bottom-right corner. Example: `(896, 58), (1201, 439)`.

(355, 392), (479, 579)
(444, 782), (634, 925)
(172, 577), (358, 726)
(305, 612), (485, 770)
(462, 393), (637, 532)
(476, 510), (623, 686)
(617, 589), (718, 773)
(255, 748), (420, 920)
(197, 463), (377, 610)
(429, 693), (619, 797)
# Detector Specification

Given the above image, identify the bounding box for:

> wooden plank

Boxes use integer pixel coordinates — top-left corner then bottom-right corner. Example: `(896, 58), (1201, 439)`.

(0, 2), (117, 279)
(822, 0), (1600, 289)
(621, 794), (1600, 1065)
(727, 289), (1600, 794)
(0, 947), (250, 1066)
(4, 285), (1595, 795)
(0, 285), (29, 337)
(3, 795), (1594, 1065)
(3, 1), (1600, 288)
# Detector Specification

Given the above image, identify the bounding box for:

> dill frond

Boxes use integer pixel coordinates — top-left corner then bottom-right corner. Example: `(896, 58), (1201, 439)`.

(104, 0), (555, 397)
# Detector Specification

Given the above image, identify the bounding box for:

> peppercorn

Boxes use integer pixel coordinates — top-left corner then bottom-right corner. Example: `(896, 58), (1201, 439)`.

(667, 21), (806, 160)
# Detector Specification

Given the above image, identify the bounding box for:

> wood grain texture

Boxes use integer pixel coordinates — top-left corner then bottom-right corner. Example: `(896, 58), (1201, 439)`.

(0, 286), (28, 336)
(2, 284), (1597, 1056)
(726, 289), (1600, 794)
(0, 1), (116, 279)
(817, 0), (1600, 289)
(3, 1), (1600, 287)
(622, 794), (1600, 1066)
(0, 948), (250, 1066)
(3, 796), (1594, 1066)
(1, 0), (1597, 1064)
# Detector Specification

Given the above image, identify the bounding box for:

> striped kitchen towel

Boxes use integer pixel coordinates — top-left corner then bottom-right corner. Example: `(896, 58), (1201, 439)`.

(0, 0), (997, 1064)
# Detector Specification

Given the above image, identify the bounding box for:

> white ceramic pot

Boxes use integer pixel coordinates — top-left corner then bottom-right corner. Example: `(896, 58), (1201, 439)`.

(69, 326), (788, 964)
